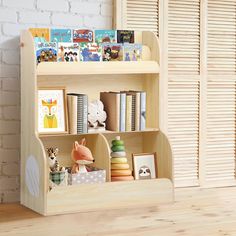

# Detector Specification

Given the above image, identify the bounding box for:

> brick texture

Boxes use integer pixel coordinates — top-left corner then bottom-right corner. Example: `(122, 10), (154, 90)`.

(0, 0), (113, 203)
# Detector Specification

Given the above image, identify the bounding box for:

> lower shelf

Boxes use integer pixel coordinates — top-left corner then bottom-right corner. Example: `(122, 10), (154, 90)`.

(46, 178), (173, 215)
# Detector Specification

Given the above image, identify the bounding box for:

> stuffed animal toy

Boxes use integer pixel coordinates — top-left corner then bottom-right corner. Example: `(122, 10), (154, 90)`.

(71, 138), (94, 174)
(88, 100), (107, 130)
(47, 147), (65, 172)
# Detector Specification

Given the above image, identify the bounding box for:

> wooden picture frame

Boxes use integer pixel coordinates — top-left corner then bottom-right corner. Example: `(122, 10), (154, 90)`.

(38, 88), (68, 134)
(132, 152), (157, 180)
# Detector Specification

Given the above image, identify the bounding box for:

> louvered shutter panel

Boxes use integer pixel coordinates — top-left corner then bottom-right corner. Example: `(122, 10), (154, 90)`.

(206, 82), (236, 186)
(206, 0), (236, 187)
(168, 0), (200, 75)
(167, 0), (200, 187)
(122, 0), (159, 35)
(208, 0), (236, 74)
(168, 81), (200, 187)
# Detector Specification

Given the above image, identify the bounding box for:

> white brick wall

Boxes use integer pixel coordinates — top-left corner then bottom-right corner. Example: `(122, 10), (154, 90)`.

(0, 0), (113, 203)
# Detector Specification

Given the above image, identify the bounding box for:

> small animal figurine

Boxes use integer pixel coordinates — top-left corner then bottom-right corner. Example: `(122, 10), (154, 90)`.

(88, 100), (107, 131)
(71, 138), (94, 173)
(47, 147), (65, 172)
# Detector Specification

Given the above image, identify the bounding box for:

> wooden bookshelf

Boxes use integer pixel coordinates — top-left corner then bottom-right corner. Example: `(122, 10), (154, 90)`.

(20, 30), (173, 216)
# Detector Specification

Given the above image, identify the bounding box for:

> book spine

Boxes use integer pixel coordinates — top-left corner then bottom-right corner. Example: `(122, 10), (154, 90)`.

(120, 93), (126, 132)
(67, 95), (77, 134)
(77, 95), (88, 134)
(140, 92), (146, 131)
(126, 95), (132, 132)
(131, 94), (136, 131)
(135, 92), (140, 131)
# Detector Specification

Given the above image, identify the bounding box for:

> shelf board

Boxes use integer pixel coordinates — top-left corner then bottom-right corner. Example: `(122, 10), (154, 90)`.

(39, 128), (159, 138)
(37, 61), (160, 76)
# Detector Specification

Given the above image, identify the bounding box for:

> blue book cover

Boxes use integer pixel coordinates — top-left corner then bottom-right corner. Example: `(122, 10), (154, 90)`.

(120, 92), (126, 132)
(124, 44), (142, 61)
(80, 43), (101, 61)
(95, 30), (116, 44)
(140, 91), (146, 131)
(50, 29), (72, 42)
(36, 42), (57, 63)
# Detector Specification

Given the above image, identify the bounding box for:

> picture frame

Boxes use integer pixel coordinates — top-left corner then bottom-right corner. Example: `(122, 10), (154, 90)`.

(132, 152), (157, 180)
(38, 88), (68, 134)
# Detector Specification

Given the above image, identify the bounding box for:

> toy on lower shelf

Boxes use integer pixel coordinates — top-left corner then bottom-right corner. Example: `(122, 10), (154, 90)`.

(71, 138), (94, 173)
(110, 136), (134, 181)
(47, 147), (67, 189)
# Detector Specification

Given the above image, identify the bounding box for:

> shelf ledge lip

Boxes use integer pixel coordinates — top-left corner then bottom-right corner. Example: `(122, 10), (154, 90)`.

(39, 128), (159, 138)
(36, 61), (160, 76)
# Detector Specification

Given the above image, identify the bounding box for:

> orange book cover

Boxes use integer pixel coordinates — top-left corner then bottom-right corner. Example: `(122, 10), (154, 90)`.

(29, 28), (50, 41)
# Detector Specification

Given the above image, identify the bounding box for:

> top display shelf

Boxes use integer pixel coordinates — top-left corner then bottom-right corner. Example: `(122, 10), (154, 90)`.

(36, 61), (160, 75)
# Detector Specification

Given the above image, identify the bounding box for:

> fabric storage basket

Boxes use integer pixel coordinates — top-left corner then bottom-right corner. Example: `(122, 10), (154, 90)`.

(68, 168), (106, 185)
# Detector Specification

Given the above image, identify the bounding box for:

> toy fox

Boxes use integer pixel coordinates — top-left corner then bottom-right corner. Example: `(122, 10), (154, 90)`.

(71, 138), (94, 173)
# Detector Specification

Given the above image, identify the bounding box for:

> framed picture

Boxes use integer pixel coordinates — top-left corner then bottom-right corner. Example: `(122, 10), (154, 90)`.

(132, 152), (157, 180)
(38, 88), (68, 134)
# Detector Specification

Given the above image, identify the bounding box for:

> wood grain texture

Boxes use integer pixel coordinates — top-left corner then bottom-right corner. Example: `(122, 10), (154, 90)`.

(1, 187), (236, 235)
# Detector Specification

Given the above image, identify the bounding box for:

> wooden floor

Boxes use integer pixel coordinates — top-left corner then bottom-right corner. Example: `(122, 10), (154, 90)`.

(1, 187), (236, 235)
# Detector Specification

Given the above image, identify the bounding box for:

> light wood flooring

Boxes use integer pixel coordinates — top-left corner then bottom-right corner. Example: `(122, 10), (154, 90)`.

(0, 187), (236, 236)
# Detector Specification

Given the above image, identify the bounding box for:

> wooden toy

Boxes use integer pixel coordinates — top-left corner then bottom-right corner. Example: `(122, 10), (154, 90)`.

(71, 138), (94, 174)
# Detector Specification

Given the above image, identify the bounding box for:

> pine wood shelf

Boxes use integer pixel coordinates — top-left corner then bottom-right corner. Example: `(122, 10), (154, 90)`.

(20, 30), (173, 216)
(37, 61), (160, 76)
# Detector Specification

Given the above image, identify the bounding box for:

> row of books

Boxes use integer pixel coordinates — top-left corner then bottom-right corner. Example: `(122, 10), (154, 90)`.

(100, 91), (146, 132)
(67, 91), (146, 134)
(30, 28), (135, 44)
(36, 42), (142, 63)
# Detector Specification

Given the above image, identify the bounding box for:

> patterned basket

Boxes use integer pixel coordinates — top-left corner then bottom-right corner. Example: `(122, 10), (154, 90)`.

(50, 171), (67, 185)
(68, 168), (106, 185)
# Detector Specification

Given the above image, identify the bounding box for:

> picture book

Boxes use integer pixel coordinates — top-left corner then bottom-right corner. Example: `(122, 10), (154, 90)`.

(117, 30), (134, 43)
(73, 29), (93, 43)
(51, 29), (72, 42)
(29, 28), (50, 42)
(36, 42), (57, 63)
(95, 30), (116, 44)
(124, 44), (142, 61)
(102, 43), (123, 61)
(58, 43), (79, 62)
(80, 43), (101, 61)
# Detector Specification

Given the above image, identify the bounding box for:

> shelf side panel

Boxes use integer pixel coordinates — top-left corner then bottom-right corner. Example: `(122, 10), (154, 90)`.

(21, 30), (47, 215)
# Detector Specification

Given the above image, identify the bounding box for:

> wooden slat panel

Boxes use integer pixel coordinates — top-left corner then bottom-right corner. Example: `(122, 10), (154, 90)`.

(206, 82), (236, 184)
(207, 0), (236, 74)
(168, 81), (200, 187)
(168, 0), (200, 75)
(126, 0), (159, 35)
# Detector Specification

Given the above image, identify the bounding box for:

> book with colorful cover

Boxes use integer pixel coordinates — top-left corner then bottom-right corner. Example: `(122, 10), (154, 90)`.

(51, 29), (72, 42)
(117, 30), (134, 43)
(29, 28), (50, 42)
(102, 43), (123, 61)
(80, 43), (101, 61)
(36, 42), (57, 63)
(73, 29), (93, 43)
(124, 44), (142, 61)
(95, 30), (116, 44)
(58, 43), (79, 62)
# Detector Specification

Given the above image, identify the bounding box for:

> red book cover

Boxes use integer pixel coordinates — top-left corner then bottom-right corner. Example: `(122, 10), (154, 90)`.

(73, 29), (93, 43)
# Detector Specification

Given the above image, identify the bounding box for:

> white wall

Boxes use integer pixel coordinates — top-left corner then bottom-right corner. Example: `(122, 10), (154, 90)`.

(0, 0), (113, 203)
